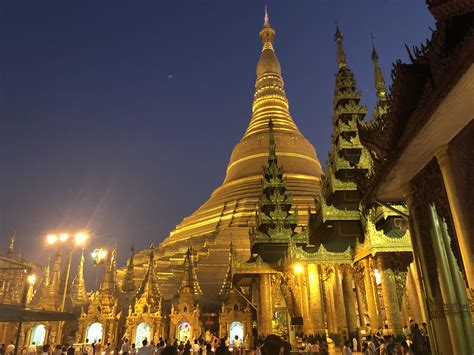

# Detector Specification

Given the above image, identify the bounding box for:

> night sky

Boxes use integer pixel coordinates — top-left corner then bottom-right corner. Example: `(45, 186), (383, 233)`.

(0, 1), (434, 280)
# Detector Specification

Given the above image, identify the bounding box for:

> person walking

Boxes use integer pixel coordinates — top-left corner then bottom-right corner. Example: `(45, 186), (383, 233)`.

(27, 342), (37, 355)
(122, 340), (130, 355)
(342, 340), (352, 355)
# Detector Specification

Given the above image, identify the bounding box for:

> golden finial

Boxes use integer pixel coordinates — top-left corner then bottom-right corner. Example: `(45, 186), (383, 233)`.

(7, 234), (15, 254)
(264, 5), (270, 27)
(334, 21), (347, 69)
(370, 34), (386, 99)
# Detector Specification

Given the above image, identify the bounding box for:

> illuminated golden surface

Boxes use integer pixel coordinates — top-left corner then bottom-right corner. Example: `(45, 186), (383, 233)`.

(129, 15), (322, 300)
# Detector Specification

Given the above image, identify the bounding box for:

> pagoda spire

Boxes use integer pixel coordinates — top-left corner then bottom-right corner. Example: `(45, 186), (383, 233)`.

(100, 249), (117, 294)
(122, 245), (136, 293)
(179, 247), (203, 296)
(70, 249), (89, 306)
(7, 234), (15, 254)
(134, 247), (162, 313)
(371, 35), (387, 100)
(30, 257), (51, 307)
(250, 120), (303, 262)
(245, 6), (299, 137)
(334, 24), (347, 69)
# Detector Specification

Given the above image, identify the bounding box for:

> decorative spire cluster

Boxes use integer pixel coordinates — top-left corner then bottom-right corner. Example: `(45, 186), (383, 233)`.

(7, 235), (15, 254)
(370, 36), (388, 122)
(30, 257), (51, 307)
(100, 249), (117, 295)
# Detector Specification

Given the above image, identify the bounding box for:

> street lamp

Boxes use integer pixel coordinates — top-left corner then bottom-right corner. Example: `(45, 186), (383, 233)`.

(91, 248), (108, 289)
(46, 230), (89, 343)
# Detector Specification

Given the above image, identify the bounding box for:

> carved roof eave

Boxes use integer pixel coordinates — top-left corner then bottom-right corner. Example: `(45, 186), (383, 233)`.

(354, 227), (413, 263)
(358, 28), (474, 203)
(231, 255), (280, 276)
(370, 204), (408, 224)
(318, 199), (361, 223)
(284, 243), (352, 266)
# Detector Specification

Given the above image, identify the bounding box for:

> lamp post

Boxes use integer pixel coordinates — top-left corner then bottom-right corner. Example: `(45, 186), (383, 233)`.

(46, 231), (89, 344)
(91, 248), (108, 289)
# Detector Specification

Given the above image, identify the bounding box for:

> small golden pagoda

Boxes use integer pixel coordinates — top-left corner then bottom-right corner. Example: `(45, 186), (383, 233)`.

(169, 248), (202, 342)
(125, 247), (163, 346)
(217, 244), (253, 346)
(78, 250), (121, 345)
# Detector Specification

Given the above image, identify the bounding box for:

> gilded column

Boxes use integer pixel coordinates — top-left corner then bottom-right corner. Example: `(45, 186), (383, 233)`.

(434, 145), (473, 288)
(376, 254), (403, 334)
(429, 204), (468, 354)
(408, 263), (425, 322)
(334, 266), (348, 333)
(341, 265), (358, 334)
(403, 184), (448, 355)
(361, 258), (381, 330)
(299, 267), (312, 335)
(355, 281), (368, 328)
(439, 215), (474, 352)
(258, 274), (273, 336)
(323, 267), (337, 334)
(307, 264), (325, 333)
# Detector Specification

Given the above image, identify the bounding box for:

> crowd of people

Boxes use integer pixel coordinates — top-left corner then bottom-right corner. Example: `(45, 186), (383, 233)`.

(0, 320), (431, 355)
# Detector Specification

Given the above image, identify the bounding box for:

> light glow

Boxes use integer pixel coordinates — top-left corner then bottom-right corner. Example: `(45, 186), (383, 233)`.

(59, 233), (69, 242)
(293, 264), (304, 274)
(374, 268), (382, 286)
(27, 274), (37, 285)
(74, 232), (88, 245)
(46, 234), (58, 245)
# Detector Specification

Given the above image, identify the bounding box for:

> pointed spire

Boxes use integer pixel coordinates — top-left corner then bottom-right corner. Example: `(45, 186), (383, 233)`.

(70, 249), (89, 306)
(100, 249), (117, 294)
(30, 257), (51, 307)
(122, 245), (136, 293)
(7, 234), (15, 254)
(263, 5), (270, 28)
(371, 34), (387, 99)
(179, 247), (203, 296)
(334, 23), (347, 69)
(134, 247), (161, 313)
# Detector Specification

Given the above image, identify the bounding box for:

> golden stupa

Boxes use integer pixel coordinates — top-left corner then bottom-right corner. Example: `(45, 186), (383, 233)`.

(131, 11), (322, 300)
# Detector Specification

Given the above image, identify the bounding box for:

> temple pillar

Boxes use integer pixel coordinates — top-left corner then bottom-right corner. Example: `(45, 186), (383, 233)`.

(334, 266), (348, 334)
(376, 254), (403, 334)
(434, 145), (473, 289)
(355, 281), (368, 328)
(406, 264), (423, 323)
(428, 204), (469, 354)
(258, 274), (272, 336)
(323, 268), (337, 334)
(299, 267), (312, 335)
(341, 266), (358, 334)
(361, 258), (381, 330)
(438, 210), (474, 352)
(403, 184), (451, 354)
(307, 264), (325, 333)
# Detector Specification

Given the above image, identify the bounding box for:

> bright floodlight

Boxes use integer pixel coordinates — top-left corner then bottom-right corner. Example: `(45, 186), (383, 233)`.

(293, 264), (304, 274)
(46, 234), (58, 245)
(74, 232), (88, 246)
(59, 233), (69, 242)
(27, 274), (36, 285)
